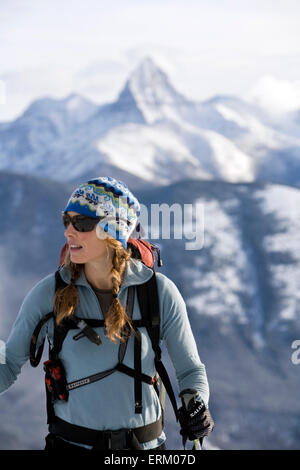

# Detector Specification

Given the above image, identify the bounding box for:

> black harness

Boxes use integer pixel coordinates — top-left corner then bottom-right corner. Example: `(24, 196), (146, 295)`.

(30, 268), (178, 450)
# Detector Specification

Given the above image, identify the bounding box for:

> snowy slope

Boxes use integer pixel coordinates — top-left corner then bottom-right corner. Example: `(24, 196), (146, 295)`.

(0, 93), (98, 166)
(172, 182), (300, 333)
(255, 184), (300, 324)
(1, 58), (300, 187)
(181, 185), (300, 350)
(96, 122), (212, 185)
(206, 96), (300, 184)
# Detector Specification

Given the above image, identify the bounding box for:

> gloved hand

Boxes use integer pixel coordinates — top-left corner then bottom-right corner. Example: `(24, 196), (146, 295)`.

(178, 389), (214, 448)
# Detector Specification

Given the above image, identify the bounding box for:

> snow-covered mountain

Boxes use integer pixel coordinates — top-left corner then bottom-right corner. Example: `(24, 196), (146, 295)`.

(0, 93), (98, 163)
(1, 57), (300, 188)
(116, 56), (189, 124)
(0, 171), (299, 450)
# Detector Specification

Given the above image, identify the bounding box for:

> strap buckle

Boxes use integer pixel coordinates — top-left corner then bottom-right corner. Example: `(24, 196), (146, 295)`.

(72, 319), (102, 345)
(152, 375), (158, 385)
(105, 430), (130, 449)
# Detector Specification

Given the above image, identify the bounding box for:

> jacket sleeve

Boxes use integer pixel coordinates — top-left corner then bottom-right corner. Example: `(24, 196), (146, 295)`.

(0, 273), (55, 394)
(156, 272), (210, 406)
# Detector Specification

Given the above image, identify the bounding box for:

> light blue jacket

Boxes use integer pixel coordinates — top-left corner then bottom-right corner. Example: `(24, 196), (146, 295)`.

(0, 258), (209, 449)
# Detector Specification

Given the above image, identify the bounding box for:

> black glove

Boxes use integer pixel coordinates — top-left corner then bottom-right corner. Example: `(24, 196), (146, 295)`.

(178, 389), (214, 448)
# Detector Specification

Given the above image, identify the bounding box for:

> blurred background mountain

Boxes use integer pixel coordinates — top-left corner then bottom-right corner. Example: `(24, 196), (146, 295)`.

(0, 56), (300, 450)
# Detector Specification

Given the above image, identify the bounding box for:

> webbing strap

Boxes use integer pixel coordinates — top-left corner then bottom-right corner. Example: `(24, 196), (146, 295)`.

(118, 285), (135, 363)
(51, 271), (69, 360)
(67, 367), (116, 391)
(51, 322), (69, 361)
(114, 363), (153, 385)
(155, 358), (179, 421)
(134, 330), (142, 413)
(66, 364), (154, 392)
(50, 415), (163, 448)
(30, 312), (54, 367)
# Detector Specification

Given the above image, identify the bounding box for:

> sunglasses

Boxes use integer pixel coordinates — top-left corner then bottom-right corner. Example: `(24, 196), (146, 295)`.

(62, 212), (102, 232)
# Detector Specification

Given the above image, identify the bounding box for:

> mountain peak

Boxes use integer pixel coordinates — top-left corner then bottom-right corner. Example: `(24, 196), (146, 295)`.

(61, 93), (98, 120)
(129, 56), (166, 81)
(22, 92), (97, 125)
(117, 56), (188, 123)
(128, 56), (177, 96)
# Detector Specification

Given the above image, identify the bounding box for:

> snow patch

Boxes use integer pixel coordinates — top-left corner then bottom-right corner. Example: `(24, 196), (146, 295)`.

(255, 185), (300, 322)
(96, 123), (210, 184)
(185, 199), (249, 325)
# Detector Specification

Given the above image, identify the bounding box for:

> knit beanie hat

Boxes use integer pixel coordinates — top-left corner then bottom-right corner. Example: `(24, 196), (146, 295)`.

(63, 177), (142, 249)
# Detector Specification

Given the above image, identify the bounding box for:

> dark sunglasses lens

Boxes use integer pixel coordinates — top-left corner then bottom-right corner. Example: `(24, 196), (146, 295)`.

(62, 213), (99, 232)
(74, 217), (99, 232)
(62, 213), (70, 228)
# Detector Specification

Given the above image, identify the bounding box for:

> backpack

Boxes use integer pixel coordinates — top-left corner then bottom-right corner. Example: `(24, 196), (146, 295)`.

(29, 239), (178, 439)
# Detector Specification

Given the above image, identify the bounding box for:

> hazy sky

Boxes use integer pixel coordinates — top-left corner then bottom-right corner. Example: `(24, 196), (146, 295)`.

(1, 0), (300, 121)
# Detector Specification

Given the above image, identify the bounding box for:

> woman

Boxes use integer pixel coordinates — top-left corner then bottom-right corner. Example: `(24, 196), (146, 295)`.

(0, 176), (214, 451)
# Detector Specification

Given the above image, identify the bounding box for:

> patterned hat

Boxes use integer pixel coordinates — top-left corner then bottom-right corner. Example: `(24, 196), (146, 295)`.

(63, 177), (142, 249)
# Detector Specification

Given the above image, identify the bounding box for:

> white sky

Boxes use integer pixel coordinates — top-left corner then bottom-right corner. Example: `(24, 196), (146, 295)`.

(1, 0), (300, 121)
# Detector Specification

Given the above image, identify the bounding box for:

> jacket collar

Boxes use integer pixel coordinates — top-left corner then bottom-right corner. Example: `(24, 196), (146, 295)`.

(59, 258), (153, 293)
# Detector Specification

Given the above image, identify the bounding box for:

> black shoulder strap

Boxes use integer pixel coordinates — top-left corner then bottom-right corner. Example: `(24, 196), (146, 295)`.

(45, 269), (65, 426)
(136, 271), (179, 421)
(136, 272), (160, 352)
(55, 268), (68, 290)
(30, 312), (54, 367)
(30, 269), (66, 367)
(51, 270), (77, 360)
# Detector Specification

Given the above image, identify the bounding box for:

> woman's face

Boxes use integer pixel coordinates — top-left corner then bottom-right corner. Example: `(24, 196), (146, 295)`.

(64, 211), (108, 264)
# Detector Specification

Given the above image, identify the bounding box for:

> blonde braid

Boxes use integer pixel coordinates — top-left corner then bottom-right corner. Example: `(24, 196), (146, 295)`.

(104, 238), (135, 343)
(54, 250), (81, 325)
